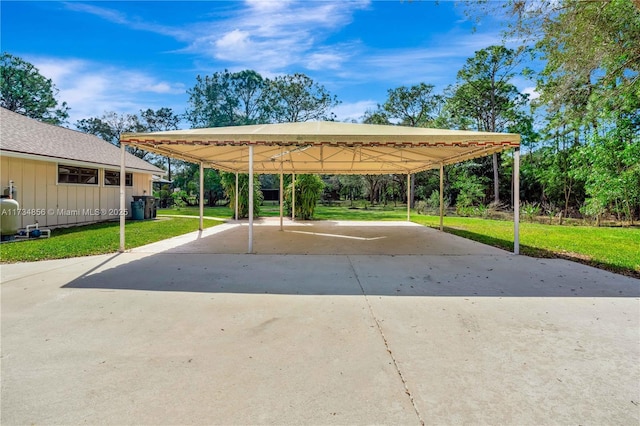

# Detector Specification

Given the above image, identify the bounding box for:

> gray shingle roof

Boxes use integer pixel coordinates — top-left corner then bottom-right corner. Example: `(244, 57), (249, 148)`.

(0, 107), (164, 174)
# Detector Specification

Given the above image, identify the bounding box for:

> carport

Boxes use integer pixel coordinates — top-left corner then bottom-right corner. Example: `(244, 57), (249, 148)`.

(119, 121), (520, 253)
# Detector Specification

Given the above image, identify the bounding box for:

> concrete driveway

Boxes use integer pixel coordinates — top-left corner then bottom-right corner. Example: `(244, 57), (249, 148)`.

(2, 220), (639, 425)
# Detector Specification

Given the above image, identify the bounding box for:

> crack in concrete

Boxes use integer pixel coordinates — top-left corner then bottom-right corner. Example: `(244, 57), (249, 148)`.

(347, 255), (425, 426)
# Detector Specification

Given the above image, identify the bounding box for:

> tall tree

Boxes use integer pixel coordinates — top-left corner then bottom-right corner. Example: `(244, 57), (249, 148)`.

(363, 83), (443, 127)
(139, 108), (181, 180)
(571, 118), (640, 225)
(263, 73), (339, 123)
(232, 70), (267, 125)
(0, 52), (69, 124)
(382, 83), (442, 127)
(472, 0), (640, 125)
(448, 45), (530, 203)
(363, 82), (445, 207)
(186, 70), (267, 128)
(76, 111), (149, 159)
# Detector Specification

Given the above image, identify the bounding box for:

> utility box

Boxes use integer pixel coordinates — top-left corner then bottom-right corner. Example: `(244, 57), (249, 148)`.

(132, 195), (157, 219)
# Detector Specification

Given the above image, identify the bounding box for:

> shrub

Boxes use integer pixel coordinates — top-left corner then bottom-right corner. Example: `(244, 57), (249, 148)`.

(285, 174), (324, 220)
(415, 200), (427, 214)
(521, 202), (541, 222)
(456, 206), (475, 217)
(453, 174), (487, 208)
(426, 190), (441, 212)
(580, 198), (606, 226)
(474, 204), (489, 218)
(220, 172), (263, 218)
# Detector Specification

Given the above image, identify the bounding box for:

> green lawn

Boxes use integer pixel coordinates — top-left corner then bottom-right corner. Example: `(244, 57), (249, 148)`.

(412, 215), (640, 277)
(158, 203), (410, 221)
(0, 217), (221, 263)
(157, 206), (236, 218)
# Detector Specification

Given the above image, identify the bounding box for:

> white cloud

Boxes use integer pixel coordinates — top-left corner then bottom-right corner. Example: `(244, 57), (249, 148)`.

(306, 51), (347, 71)
(331, 100), (378, 122)
(64, 2), (190, 40)
(26, 56), (186, 125)
(522, 86), (540, 101)
(332, 27), (513, 90)
(214, 29), (253, 60)
(189, 0), (369, 72)
(64, 3), (128, 24)
(54, 1), (530, 124)
(61, 0), (508, 93)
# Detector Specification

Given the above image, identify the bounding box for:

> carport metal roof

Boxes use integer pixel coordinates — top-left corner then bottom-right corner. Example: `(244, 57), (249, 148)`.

(120, 121), (520, 175)
(119, 121), (521, 255)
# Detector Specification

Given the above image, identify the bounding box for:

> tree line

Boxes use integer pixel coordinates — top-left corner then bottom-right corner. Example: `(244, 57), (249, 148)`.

(1, 0), (638, 223)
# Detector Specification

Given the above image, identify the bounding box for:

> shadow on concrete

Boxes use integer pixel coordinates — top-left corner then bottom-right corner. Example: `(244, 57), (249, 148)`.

(63, 251), (640, 298)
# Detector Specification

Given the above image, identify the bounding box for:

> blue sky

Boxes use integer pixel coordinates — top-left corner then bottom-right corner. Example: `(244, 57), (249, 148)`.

(1, 1), (533, 127)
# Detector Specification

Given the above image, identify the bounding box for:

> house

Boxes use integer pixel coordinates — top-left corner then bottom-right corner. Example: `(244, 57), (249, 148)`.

(0, 107), (165, 229)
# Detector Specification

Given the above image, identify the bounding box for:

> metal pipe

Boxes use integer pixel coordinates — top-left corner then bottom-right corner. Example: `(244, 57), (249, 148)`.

(279, 160), (284, 231)
(406, 173), (410, 221)
(514, 148), (520, 255)
(119, 142), (126, 252)
(235, 172), (239, 221)
(248, 145), (254, 254)
(439, 163), (444, 231)
(291, 173), (296, 221)
(199, 162), (204, 231)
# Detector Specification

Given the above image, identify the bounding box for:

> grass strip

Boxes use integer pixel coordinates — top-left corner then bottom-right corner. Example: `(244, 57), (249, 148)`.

(412, 215), (640, 278)
(0, 217), (222, 263)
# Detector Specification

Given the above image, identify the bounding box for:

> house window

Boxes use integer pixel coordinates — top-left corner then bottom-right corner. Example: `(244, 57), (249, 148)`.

(104, 170), (133, 187)
(58, 165), (98, 185)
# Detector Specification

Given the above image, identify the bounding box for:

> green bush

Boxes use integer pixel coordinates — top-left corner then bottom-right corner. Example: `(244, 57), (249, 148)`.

(285, 174), (324, 220)
(415, 200), (428, 214)
(171, 190), (193, 208)
(453, 174), (487, 208)
(220, 172), (263, 218)
(474, 204), (489, 218)
(455, 204), (488, 218)
(456, 205), (474, 217)
(580, 198), (606, 226)
(521, 202), (541, 222)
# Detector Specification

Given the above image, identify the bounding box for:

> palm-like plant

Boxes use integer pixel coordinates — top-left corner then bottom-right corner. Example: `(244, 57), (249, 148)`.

(285, 174), (324, 219)
(220, 172), (263, 218)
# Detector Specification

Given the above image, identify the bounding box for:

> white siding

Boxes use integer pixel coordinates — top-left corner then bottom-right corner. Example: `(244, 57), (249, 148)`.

(0, 156), (154, 229)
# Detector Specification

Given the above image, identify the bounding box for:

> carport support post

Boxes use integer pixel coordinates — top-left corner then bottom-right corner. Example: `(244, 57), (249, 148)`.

(119, 141), (126, 252)
(248, 145), (254, 254)
(279, 160), (284, 231)
(199, 162), (204, 231)
(291, 173), (295, 221)
(234, 172), (239, 221)
(439, 162), (444, 231)
(514, 148), (520, 255)
(406, 173), (411, 221)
